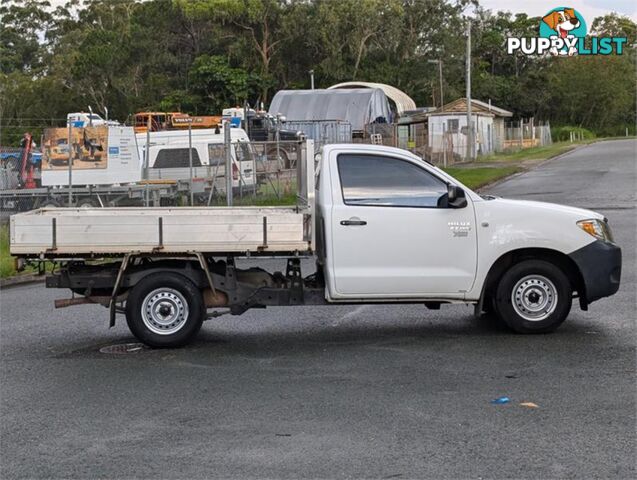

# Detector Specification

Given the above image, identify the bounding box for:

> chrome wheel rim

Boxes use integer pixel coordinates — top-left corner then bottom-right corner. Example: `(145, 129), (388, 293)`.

(141, 288), (189, 335)
(511, 275), (558, 322)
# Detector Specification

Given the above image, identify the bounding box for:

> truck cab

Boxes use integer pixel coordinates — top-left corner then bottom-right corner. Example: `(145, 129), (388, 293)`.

(316, 144), (621, 320)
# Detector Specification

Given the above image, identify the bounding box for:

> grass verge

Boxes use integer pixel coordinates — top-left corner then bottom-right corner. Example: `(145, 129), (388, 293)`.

(478, 140), (596, 163)
(443, 166), (521, 190)
(1, 225), (17, 278)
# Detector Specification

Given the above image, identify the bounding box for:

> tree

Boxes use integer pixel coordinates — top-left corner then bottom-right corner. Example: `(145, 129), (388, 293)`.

(0, 0), (53, 74)
(590, 13), (636, 43)
(179, 0), (290, 103)
(0, 0), (635, 145)
(188, 55), (260, 113)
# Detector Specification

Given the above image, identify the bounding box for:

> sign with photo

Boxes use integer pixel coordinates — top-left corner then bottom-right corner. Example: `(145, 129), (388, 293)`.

(42, 126), (108, 170)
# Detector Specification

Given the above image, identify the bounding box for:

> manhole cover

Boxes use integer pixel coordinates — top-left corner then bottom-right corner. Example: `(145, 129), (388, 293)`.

(99, 343), (147, 354)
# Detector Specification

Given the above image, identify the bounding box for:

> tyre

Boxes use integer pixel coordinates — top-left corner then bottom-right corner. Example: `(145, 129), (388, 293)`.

(494, 260), (572, 334)
(77, 198), (97, 208)
(39, 199), (60, 208)
(268, 148), (290, 169)
(125, 272), (205, 347)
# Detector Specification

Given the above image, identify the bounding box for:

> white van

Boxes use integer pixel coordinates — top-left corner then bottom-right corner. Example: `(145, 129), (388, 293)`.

(139, 128), (257, 192)
(146, 140), (256, 191)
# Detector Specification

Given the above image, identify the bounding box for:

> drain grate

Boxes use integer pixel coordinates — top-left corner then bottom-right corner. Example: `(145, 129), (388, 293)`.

(99, 343), (147, 354)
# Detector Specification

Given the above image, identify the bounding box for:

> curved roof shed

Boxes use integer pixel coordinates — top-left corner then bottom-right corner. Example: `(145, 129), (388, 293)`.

(328, 82), (416, 115)
(268, 88), (392, 131)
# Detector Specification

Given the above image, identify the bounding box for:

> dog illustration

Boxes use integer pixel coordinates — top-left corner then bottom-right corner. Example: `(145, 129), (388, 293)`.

(542, 8), (580, 55)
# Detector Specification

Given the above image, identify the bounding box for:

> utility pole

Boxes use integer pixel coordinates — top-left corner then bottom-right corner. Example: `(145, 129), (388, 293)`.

(438, 60), (444, 111)
(465, 21), (473, 161)
(309, 69), (315, 90)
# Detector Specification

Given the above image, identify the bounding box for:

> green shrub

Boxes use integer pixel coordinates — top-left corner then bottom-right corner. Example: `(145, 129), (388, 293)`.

(551, 126), (596, 142)
(596, 124), (636, 137)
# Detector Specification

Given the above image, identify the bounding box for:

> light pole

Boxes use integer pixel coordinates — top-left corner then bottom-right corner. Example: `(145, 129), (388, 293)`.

(427, 60), (444, 111)
(465, 20), (473, 161)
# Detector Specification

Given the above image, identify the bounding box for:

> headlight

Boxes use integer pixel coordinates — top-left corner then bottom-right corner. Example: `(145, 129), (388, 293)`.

(577, 219), (614, 243)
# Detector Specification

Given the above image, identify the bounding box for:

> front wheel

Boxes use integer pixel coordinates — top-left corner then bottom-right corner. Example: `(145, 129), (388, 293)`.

(494, 260), (572, 334)
(125, 273), (205, 347)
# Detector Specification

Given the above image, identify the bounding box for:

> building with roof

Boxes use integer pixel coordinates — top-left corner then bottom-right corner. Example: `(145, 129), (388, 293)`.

(427, 98), (513, 156)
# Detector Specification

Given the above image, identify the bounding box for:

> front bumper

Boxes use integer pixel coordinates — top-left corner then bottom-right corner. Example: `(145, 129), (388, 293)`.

(569, 240), (622, 305)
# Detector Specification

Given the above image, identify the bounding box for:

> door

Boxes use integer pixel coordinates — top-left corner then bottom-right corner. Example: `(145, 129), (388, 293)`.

(233, 142), (255, 188)
(329, 153), (477, 297)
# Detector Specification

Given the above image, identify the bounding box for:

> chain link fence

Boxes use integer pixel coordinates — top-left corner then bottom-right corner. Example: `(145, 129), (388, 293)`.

(1, 137), (308, 223)
(503, 120), (552, 151)
(1, 116), (553, 222)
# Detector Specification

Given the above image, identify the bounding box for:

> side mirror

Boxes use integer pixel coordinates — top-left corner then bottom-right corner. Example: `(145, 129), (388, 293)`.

(447, 184), (467, 208)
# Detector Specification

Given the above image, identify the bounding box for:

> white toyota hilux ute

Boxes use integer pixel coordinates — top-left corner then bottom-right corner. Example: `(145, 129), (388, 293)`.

(10, 142), (622, 347)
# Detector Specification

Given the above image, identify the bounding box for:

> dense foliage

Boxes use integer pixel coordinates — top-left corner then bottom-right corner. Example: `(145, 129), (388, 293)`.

(0, 0), (635, 145)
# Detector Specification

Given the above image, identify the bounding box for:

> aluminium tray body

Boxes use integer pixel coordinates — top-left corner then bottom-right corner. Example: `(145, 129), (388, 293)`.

(10, 207), (311, 256)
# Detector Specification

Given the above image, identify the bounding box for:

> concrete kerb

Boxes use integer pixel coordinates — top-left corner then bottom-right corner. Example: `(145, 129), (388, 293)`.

(0, 273), (44, 288)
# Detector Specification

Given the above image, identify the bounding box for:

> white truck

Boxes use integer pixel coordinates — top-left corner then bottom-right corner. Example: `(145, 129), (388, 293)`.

(9, 142), (621, 347)
(67, 112), (119, 128)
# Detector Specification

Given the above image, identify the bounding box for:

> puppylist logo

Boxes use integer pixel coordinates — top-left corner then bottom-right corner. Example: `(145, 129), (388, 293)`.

(507, 7), (627, 56)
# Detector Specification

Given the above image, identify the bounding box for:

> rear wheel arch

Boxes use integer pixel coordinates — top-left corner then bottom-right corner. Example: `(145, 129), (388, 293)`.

(481, 248), (587, 310)
(122, 261), (208, 294)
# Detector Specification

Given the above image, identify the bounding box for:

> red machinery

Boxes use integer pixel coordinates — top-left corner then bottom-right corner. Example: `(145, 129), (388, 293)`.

(19, 133), (37, 189)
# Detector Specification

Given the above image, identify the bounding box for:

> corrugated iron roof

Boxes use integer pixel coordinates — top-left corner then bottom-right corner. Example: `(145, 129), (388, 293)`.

(436, 98), (513, 117)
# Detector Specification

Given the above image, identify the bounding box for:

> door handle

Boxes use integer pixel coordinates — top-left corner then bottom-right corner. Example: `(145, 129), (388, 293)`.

(340, 219), (367, 226)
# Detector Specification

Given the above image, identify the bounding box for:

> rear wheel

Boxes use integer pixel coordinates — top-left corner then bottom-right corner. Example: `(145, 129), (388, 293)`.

(494, 260), (572, 333)
(125, 273), (205, 347)
(39, 198), (60, 208)
(268, 147), (290, 169)
(77, 198), (98, 208)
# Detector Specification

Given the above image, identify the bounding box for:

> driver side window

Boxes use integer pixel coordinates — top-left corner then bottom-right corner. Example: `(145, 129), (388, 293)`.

(337, 154), (447, 208)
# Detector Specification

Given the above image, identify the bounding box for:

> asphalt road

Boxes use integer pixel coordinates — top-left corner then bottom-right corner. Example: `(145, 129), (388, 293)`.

(1, 140), (635, 479)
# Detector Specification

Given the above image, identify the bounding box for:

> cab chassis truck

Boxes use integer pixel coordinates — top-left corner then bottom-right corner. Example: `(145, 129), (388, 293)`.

(9, 141), (622, 347)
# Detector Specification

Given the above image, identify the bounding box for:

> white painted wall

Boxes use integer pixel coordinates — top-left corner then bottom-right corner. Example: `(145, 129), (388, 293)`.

(428, 113), (495, 156)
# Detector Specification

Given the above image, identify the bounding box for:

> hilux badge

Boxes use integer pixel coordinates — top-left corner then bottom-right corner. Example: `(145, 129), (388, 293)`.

(448, 221), (471, 237)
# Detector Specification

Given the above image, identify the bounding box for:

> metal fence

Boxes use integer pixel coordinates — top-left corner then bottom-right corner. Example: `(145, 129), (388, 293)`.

(1, 138), (308, 222)
(1, 116), (554, 220)
(503, 120), (552, 151)
(284, 120), (352, 148)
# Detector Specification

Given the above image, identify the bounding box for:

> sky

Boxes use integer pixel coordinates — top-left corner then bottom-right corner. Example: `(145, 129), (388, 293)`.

(478, 0), (637, 22)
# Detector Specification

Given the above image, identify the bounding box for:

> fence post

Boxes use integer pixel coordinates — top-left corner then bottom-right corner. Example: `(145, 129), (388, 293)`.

(144, 118), (150, 207)
(67, 123), (73, 206)
(442, 122), (447, 168)
(531, 117), (535, 145)
(188, 121), (194, 206)
(224, 121), (232, 206)
(519, 119), (523, 150)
